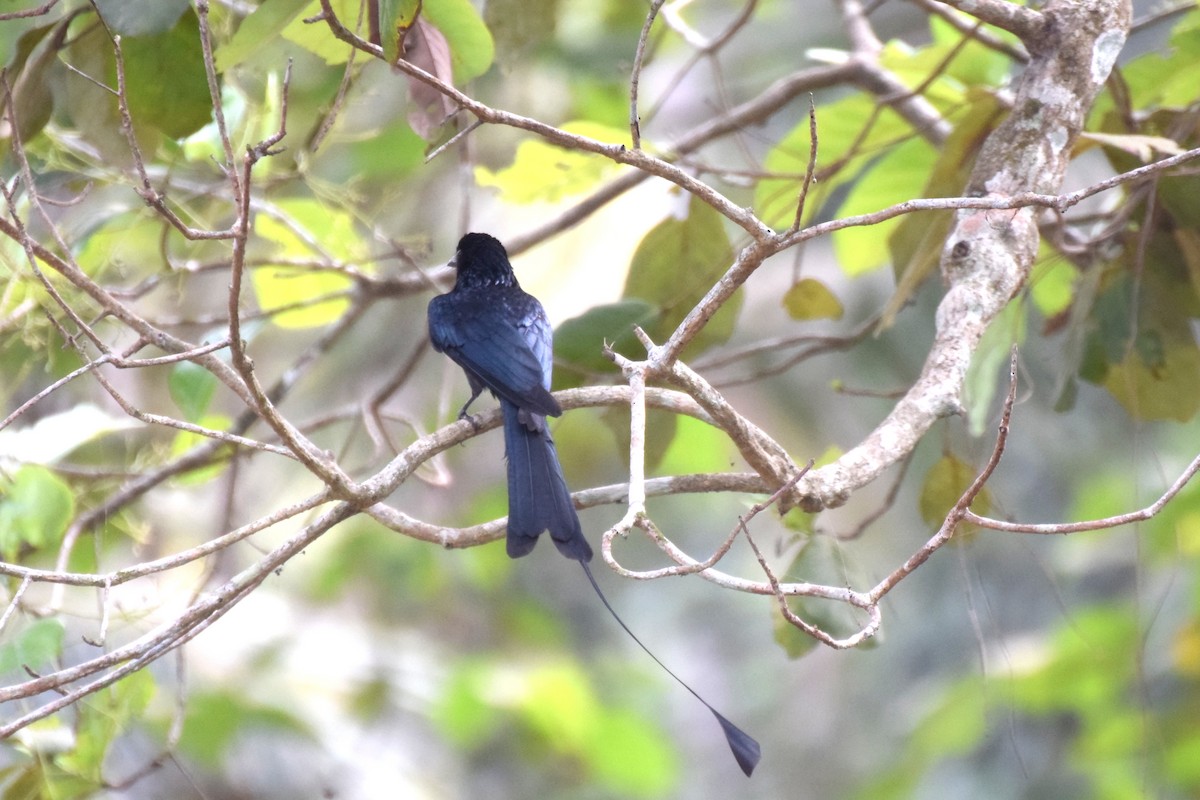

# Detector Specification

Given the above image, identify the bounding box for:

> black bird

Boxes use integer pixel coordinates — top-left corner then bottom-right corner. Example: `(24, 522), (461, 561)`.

(427, 232), (761, 777)
(427, 232), (591, 561)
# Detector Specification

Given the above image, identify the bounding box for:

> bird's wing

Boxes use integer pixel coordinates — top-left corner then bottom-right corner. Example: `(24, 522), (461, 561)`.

(428, 291), (561, 417)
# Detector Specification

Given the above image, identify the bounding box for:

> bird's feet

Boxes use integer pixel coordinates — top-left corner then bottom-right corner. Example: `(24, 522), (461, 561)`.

(457, 410), (483, 432)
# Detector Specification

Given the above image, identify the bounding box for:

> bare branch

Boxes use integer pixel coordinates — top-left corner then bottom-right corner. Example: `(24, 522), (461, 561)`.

(869, 347), (1019, 602)
(0, 0), (59, 20)
(965, 453), (1200, 534)
(629, 0), (665, 149)
(314, 0), (773, 241)
(906, 0), (1029, 62)
(936, 0), (1045, 40)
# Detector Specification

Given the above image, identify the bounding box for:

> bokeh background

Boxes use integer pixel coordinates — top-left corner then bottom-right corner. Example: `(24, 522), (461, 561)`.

(3, 0), (1200, 798)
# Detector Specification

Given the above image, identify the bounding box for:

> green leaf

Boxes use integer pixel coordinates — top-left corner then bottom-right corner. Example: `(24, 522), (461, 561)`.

(1087, 260), (1200, 421)
(306, 522), (452, 611)
(0, 619), (65, 675)
(772, 599), (820, 659)
(1158, 172), (1200, 231)
(1176, 228), (1200, 302)
(519, 660), (600, 749)
(926, 13), (1015, 88)
(1165, 728), (1200, 786)
(1104, 337), (1200, 421)
(0, 466), (75, 560)
(780, 507), (816, 534)
(1100, 9), (1200, 113)
(553, 299), (658, 385)
(423, 0), (495, 82)
(847, 763), (924, 800)
(168, 360), (219, 422)
(341, 118), (428, 178)
(1004, 607), (1139, 714)
(74, 211), (164, 280)
(622, 197), (738, 358)
(475, 121), (627, 204)
(6, 761), (94, 800)
(251, 266), (354, 329)
(782, 278), (843, 321)
(216, 0), (311, 72)
(93, 0), (190, 36)
(4, 24), (57, 143)
(378, 0), (422, 63)
(117, 10), (213, 139)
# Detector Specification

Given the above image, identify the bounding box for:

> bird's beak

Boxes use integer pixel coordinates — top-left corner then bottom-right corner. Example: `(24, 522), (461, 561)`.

(448, 253), (459, 270)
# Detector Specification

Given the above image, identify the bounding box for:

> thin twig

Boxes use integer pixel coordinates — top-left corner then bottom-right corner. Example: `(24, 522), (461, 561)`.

(869, 346), (1020, 602)
(788, 97), (819, 233)
(630, 0), (666, 149)
(965, 452), (1200, 535)
(0, 0), (60, 20)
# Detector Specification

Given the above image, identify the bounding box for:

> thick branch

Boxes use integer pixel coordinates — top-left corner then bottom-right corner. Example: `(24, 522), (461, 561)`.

(796, 0), (1132, 511)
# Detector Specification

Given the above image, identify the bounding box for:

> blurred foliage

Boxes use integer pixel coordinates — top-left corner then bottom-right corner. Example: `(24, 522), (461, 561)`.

(0, 1), (1199, 799)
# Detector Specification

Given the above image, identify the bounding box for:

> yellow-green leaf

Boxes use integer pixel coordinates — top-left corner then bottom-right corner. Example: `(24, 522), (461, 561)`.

(252, 200), (361, 328)
(918, 454), (989, 526)
(216, 0), (310, 72)
(378, 0), (422, 63)
(1030, 251), (1078, 318)
(782, 277), (844, 320)
(476, 121), (626, 204)
(833, 135), (938, 275)
(1104, 337), (1200, 422)
(755, 94), (911, 231)
(251, 265), (354, 328)
(282, 0), (359, 64)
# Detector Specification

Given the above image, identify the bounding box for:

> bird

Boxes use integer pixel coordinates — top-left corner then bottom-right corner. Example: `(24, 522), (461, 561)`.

(427, 232), (760, 777)
(427, 231), (591, 561)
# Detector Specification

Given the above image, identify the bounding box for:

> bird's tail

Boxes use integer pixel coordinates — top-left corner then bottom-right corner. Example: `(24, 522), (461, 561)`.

(502, 400), (593, 561)
(579, 561), (761, 777)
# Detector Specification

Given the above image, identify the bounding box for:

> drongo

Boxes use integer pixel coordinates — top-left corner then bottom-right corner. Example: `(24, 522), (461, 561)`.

(428, 232), (760, 776)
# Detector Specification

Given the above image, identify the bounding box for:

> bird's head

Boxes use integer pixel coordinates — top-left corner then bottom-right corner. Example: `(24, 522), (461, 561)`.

(451, 232), (518, 288)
